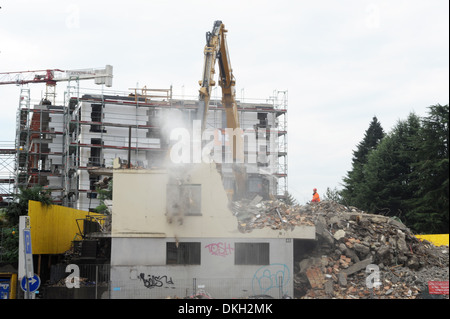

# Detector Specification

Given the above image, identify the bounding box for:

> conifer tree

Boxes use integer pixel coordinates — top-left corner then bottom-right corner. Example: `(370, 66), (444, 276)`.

(406, 104), (449, 233)
(341, 116), (385, 207)
(361, 113), (421, 217)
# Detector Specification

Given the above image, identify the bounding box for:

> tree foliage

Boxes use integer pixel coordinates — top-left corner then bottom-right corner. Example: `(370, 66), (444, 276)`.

(406, 104), (449, 233)
(1, 186), (53, 264)
(4, 186), (53, 225)
(280, 191), (298, 206)
(0, 227), (19, 264)
(341, 116), (385, 208)
(361, 113), (421, 217)
(340, 105), (449, 234)
(323, 187), (344, 204)
(94, 178), (113, 215)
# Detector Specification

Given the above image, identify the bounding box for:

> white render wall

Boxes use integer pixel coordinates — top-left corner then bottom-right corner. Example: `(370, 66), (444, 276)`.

(109, 164), (307, 299)
(110, 237), (294, 299)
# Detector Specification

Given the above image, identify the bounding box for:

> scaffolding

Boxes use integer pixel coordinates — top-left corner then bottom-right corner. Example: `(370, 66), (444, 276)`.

(12, 85), (288, 210)
(14, 88), (66, 203)
(0, 142), (16, 197)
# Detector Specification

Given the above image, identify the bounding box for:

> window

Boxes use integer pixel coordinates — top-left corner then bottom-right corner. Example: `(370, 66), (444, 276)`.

(166, 184), (201, 216)
(90, 104), (106, 132)
(89, 138), (102, 166)
(166, 242), (201, 265)
(235, 243), (269, 265)
(257, 112), (268, 126)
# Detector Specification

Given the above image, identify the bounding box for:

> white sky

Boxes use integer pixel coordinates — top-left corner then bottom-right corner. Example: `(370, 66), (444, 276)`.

(0, 0), (448, 203)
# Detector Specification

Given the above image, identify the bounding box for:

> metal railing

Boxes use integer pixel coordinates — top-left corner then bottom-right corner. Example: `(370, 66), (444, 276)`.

(41, 264), (289, 299)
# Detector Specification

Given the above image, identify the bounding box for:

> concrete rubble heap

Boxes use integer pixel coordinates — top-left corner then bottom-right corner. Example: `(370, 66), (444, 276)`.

(231, 198), (449, 299)
(231, 195), (314, 233)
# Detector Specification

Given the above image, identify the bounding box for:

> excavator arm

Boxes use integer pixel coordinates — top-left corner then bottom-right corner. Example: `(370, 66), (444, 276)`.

(198, 20), (246, 198)
(198, 20), (240, 155)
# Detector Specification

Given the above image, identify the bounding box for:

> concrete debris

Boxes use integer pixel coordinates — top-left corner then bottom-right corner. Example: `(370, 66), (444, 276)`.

(233, 198), (448, 299)
(230, 197), (314, 233)
(297, 201), (449, 299)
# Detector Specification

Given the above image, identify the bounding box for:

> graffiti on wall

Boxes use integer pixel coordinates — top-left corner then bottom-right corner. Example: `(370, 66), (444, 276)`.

(204, 242), (234, 257)
(138, 273), (175, 289)
(252, 263), (290, 297)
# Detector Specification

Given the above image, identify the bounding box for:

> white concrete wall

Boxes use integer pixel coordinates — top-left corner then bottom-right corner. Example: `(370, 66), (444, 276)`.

(109, 164), (314, 298)
(110, 237), (294, 299)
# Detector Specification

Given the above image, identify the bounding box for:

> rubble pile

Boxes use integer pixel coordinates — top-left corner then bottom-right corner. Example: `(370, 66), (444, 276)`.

(230, 196), (314, 233)
(296, 200), (449, 299)
(231, 198), (449, 299)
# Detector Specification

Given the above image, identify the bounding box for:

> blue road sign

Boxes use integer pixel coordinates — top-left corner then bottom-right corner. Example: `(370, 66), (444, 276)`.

(24, 229), (32, 254)
(21, 274), (41, 293)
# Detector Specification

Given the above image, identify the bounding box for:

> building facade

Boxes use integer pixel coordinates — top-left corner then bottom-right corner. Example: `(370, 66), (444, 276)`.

(109, 165), (314, 299)
(14, 88), (288, 211)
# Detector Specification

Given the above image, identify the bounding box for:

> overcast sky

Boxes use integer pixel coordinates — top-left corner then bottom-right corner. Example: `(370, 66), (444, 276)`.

(0, 0), (448, 203)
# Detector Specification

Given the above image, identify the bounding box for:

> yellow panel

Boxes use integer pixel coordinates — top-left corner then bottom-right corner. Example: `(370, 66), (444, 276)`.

(415, 234), (449, 247)
(28, 200), (103, 254)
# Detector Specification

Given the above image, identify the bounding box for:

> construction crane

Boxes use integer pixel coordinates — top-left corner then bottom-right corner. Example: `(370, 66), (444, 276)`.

(197, 20), (246, 199)
(0, 65), (113, 103)
(0, 65), (113, 197)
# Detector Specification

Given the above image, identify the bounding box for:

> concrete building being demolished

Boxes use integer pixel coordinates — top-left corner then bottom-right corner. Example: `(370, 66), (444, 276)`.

(106, 172), (448, 299)
(13, 87), (288, 211)
(109, 163), (315, 299)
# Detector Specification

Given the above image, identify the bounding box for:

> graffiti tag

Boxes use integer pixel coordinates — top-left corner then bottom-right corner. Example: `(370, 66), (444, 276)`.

(204, 242), (234, 257)
(252, 263), (290, 297)
(139, 273), (175, 289)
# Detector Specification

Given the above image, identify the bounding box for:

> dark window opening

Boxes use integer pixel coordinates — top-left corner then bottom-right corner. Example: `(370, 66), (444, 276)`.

(90, 104), (106, 132)
(235, 243), (269, 265)
(166, 242), (201, 265)
(89, 138), (101, 166)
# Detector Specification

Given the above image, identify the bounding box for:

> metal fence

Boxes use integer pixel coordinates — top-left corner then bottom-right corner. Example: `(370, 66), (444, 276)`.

(42, 264), (288, 299)
(109, 277), (285, 299)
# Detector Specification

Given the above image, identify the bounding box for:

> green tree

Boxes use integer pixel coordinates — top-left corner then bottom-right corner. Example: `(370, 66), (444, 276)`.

(341, 116), (385, 207)
(361, 113), (421, 218)
(0, 227), (19, 264)
(280, 191), (298, 206)
(94, 178), (113, 214)
(1, 186), (52, 264)
(406, 104), (449, 233)
(4, 186), (53, 225)
(323, 187), (343, 204)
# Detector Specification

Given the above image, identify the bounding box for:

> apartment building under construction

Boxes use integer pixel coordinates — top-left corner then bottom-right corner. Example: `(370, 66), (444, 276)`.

(12, 87), (288, 211)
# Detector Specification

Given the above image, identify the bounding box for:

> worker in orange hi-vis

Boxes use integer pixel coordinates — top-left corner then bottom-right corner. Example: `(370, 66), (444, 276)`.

(311, 188), (320, 203)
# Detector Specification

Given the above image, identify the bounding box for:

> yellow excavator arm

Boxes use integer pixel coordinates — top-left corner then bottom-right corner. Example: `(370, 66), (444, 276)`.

(198, 20), (240, 134)
(198, 20), (246, 199)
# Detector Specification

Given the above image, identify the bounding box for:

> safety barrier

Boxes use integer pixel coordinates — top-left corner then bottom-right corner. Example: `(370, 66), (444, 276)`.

(415, 234), (449, 247)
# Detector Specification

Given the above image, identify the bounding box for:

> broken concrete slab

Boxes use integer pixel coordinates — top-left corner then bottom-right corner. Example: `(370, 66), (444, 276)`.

(325, 279), (334, 295)
(333, 229), (346, 241)
(342, 257), (373, 276)
(353, 243), (370, 258)
(338, 272), (348, 287)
